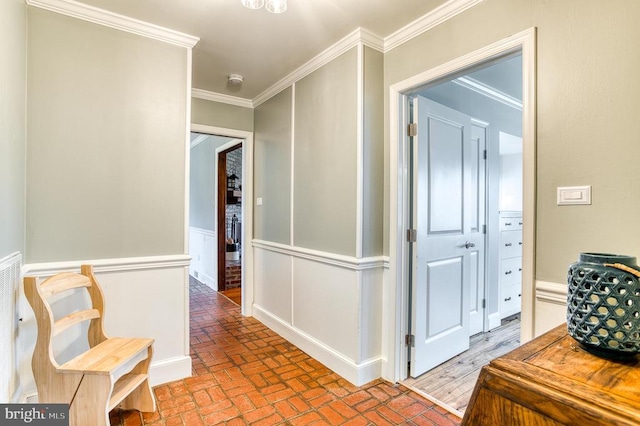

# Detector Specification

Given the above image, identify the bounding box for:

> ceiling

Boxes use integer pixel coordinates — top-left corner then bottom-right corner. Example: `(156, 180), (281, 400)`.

(70, 0), (450, 100)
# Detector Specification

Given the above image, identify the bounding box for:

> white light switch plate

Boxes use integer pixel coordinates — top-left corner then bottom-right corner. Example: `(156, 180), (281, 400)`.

(557, 186), (591, 205)
(256, 197), (263, 206)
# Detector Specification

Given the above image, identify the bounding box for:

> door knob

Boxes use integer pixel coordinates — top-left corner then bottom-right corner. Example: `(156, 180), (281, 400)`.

(464, 241), (475, 249)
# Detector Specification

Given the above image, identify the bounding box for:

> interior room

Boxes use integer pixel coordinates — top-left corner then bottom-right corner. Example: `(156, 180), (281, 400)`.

(3, 0), (640, 424)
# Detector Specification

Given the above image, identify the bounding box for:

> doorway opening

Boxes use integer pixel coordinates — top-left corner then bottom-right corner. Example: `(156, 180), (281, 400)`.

(387, 28), (536, 415)
(188, 124), (254, 316)
(217, 143), (243, 305)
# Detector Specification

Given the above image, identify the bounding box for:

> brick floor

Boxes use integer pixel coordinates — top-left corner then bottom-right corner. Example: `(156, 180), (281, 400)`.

(109, 277), (462, 426)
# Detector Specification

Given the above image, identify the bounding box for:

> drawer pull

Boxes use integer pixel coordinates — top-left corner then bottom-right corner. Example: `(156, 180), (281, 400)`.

(505, 243), (512, 247)
(504, 297), (512, 301)
(519, 242), (523, 245)
(518, 294), (522, 297)
(519, 222), (523, 225)
(519, 268), (522, 272)
(505, 270), (512, 275)
(504, 222), (512, 226)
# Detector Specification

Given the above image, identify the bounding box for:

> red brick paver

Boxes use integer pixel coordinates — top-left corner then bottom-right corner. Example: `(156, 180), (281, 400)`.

(110, 278), (461, 425)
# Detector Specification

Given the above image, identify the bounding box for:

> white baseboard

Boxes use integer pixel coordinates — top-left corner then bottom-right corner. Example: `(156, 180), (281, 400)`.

(253, 304), (381, 386)
(194, 270), (216, 290)
(487, 311), (502, 331)
(150, 355), (192, 387)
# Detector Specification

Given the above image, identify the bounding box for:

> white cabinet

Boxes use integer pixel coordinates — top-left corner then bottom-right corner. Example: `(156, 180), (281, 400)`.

(499, 211), (522, 319)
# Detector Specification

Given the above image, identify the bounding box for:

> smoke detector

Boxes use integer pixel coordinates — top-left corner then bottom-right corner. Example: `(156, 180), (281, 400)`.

(228, 74), (244, 85)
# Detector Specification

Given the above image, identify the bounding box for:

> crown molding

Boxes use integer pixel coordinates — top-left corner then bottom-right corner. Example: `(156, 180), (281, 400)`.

(192, 88), (254, 109)
(26, 0), (199, 49)
(453, 76), (522, 110)
(253, 28), (383, 108)
(384, 0), (484, 52)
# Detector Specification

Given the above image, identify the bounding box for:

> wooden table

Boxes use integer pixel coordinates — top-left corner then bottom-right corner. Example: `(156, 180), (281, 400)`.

(462, 324), (640, 425)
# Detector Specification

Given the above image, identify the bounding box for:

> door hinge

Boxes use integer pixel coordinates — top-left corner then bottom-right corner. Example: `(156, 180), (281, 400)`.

(482, 224), (486, 234)
(483, 149), (487, 160)
(406, 229), (417, 243)
(407, 123), (418, 137)
(482, 299), (486, 309)
(405, 334), (415, 347)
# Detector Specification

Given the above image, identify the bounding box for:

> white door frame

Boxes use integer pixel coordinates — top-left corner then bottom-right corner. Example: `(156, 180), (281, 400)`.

(190, 123), (255, 317)
(385, 28), (536, 383)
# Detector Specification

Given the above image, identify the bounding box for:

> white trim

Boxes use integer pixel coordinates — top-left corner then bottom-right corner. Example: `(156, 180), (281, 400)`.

(536, 280), (567, 305)
(192, 88), (254, 109)
(25, 0), (199, 49)
(253, 304), (382, 386)
(190, 133), (209, 150)
(185, 48), (193, 257)
(190, 123), (255, 316)
(253, 28), (383, 107)
(355, 43), (364, 259)
(149, 355), (192, 387)
(384, 0), (484, 52)
(452, 76), (522, 111)
(387, 28), (536, 384)
(22, 254), (191, 277)
(0, 252), (21, 269)
(487, 311), (502, 331)
(252, 240), (386, 271)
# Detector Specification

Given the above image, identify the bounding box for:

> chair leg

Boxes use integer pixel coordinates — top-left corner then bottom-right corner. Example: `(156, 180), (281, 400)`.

(120, 378), (156, 412)
(68, 375), (112, 426)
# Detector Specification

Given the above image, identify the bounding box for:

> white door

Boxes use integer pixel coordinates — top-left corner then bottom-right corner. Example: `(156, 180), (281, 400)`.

(468, 124), (486, 336)
(410, 96), (486, 377)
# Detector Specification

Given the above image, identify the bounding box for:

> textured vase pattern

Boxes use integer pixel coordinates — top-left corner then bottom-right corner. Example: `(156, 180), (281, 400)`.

(567, 253), (640, 357)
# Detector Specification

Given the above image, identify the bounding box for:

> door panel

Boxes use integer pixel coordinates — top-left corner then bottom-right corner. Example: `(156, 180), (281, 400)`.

(410, 96), (486, 377)
(427, 117), (464, 235)
(426, 257), (464, 338)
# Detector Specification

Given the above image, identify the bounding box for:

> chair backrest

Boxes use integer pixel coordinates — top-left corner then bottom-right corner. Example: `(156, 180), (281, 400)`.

(24, 265), (108, 369)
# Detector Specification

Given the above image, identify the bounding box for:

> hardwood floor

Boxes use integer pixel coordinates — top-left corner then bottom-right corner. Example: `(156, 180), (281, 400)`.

(403, 316), (521, 414)
(220, 286), (241, 305)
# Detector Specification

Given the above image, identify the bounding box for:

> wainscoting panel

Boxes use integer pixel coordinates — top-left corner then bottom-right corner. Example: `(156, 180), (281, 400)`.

(18, 255), (192, 402)
(189, 226), (216, 290)
(535, 280), (567, 336)
(253, 248), (292, 323)
(252, 241), (383, 385)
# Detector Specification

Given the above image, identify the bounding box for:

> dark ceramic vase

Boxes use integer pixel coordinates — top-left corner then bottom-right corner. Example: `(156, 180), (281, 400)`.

(567, 253), (640, 359)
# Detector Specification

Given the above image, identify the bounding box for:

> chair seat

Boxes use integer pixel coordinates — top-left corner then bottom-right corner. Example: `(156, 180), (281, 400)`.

(60, 337), (153, 376)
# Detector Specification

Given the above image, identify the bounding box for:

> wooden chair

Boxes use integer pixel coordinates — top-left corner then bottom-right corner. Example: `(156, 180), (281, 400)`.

(24, 265), (156, 426)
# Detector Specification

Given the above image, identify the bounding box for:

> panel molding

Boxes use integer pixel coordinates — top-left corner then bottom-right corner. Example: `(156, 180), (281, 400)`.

(536, 280), (567, 305)
(26, 0), (199, 48)
(253, 240), (386, 271)
(22, 254), (191, 277)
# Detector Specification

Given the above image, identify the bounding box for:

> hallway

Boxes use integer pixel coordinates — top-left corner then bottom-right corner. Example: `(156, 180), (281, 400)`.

(110, 277), (462, 425)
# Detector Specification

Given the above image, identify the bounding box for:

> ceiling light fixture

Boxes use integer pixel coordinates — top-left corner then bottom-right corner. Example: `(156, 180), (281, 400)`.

(242, 0), (287, 13)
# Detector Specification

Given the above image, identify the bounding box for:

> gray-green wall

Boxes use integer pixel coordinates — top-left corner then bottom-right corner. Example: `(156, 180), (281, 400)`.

(189, 135), (233, 231)
(26, 8), (187, 262)
(192, 98), (254, 133)
(384, 0), (640, 283)
(294, 48), (358, 256)
(0, 0), (26, 259)
(253, 46), (384, 258)
(254, 87), (292, 245)
(362, 47), (384, 258)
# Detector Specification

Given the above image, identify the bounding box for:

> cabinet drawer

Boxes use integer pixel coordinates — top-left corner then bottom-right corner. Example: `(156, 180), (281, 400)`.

(500, 284), (522, 318)
(500, 257), (522, 285)
(500, 231), (523, 259)
(500, 216), (523, 231)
